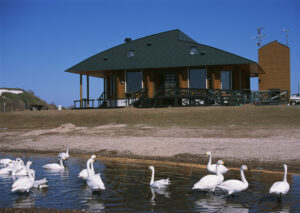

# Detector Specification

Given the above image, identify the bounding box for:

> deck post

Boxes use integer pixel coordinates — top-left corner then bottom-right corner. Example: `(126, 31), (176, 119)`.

(87, 74), (90, 108)
(80, 73), (83, 108)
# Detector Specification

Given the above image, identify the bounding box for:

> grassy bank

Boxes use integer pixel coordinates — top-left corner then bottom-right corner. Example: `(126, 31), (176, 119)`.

(0, 105), (300, 129)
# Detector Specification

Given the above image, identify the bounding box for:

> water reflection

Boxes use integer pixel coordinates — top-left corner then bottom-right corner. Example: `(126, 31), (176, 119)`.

(85, 193), (105, 212)
(13, 194), (35, 208)
(194, 194), (248, 213)
(150, 187), (170, 205)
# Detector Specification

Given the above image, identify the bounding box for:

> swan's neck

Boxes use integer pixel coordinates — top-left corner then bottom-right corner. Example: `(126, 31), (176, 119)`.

(91, 160), (95, 174)
(66, 146), (69, 155)
(207, 154), (212, 166)
(283, 165), (287, 182)
(59, 158), (64, 168)
(240, 168), (247, 184)
(87, 159), (93, 177)
(150, 168), (155, 185)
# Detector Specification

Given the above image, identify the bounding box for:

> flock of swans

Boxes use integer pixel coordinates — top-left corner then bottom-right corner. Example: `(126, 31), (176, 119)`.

(0, 147), (290, 202)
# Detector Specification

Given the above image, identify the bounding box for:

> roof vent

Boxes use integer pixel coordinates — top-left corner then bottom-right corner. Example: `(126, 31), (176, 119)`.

(189, 46), (198, 55)
(103, 57), (108, 61)
(147, 42), (152, 46)
(200, 51), (206, 56)
(124, 38), (132, 43)
(127, 50), (135, 58)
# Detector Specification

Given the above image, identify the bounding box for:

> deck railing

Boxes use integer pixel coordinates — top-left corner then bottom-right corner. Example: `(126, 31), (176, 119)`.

(97, 92), (107, 108)
(125, 89), (147, 107)
(73, 88), (289, 109)
(73, 98), (95, 109)
(152, 88), (251, 107)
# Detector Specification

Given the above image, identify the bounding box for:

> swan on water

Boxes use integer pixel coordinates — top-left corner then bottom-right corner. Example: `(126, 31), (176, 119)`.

(148, 166), (171, 189)
(269, 164), (290, 200)
(11, 161), (35, 193)
(206, 152), (228, 174)
(58, 145), (69, 160)
(0, 158), (13, 167)
(217, 165), (248, 196)
(193, 160), (224, 192)
(0, 163), (14, 174)
(42, 157), (65, 170)
(86, 156), (105, 191)
(11, 158), (29, 176)
(79, 155), (96, 180)
(31, 169), (48, 189)
(0, 158), (24, 175)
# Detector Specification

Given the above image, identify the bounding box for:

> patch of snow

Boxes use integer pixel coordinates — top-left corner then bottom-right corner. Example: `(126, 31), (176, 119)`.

(0, 89), (23, 96)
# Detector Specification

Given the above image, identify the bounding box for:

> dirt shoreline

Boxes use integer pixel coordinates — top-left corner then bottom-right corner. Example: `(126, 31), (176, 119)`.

(1, 123), (300, 173)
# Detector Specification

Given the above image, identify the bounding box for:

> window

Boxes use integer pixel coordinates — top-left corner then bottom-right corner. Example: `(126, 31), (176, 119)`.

(126, 71), (142, 93)
(189, 68), (207, 89)
(189, 46), (198, 55)
(127, 50), (135, 58)
(221, 71), (232, 90)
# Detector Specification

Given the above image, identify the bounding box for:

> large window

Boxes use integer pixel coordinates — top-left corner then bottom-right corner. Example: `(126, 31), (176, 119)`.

(221, 71), (232, 90)
(189, 68), (207, 89)
(126, 71), (142, 93)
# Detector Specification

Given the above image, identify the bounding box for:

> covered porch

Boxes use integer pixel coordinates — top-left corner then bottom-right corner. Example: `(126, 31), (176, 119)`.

(72, 63), (289, 108)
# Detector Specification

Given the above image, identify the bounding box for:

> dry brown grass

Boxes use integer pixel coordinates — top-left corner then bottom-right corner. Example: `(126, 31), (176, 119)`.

(0, 105), (300, 130)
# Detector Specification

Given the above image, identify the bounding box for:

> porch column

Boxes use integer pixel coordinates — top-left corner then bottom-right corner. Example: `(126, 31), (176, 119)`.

(80, 73), (83, 108)
(87, 74), (90, 107)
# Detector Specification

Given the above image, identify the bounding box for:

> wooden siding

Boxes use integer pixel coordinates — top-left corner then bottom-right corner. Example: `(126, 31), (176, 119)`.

(258, 41), (290, 95)
(117, 71), (125, 99)
(178, 68), (188, 88)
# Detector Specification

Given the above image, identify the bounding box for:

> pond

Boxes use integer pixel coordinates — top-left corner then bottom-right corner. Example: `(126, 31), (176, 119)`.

(0, 152), (299, 212)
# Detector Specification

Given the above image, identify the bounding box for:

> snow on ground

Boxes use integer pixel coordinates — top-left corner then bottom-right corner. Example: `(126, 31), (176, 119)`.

(0, 89), (23, 96)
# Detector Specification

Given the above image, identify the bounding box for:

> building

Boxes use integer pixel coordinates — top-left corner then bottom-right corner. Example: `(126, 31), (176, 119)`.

(258, 40), (290, 96)
(66, 29), (263, 108)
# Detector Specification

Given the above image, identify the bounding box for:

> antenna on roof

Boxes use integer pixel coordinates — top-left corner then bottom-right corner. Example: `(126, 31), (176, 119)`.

(282, 28), (289, 46)
(255, 27), (265, 46)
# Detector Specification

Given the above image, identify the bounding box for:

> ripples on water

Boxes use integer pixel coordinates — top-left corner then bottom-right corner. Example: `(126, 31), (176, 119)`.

(0, 152), (299, 212)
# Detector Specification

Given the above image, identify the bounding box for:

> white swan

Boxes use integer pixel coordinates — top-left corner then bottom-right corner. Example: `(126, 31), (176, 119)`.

(193, 160), (224, 192)
(269, 164), (290, 199)
(0, 158), (13, 166)
(206, 152), (228, 174)
(0, 163), (14, 174)
(32, 170), (48, 189)
(11, 161), (35, 193)
(42, 157), (65, 170)
(148, 166), (171, 189)
(78, 155), (96, 180)
(11, 158), (28, 176)
(217, 165), (248, 195)
(86, 157), (105, 191)
(0, 158), (24, 175)
(58, 145), (69, 160)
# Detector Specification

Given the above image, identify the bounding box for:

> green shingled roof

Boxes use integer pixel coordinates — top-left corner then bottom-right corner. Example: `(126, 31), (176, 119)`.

(66, 29), (256, 74)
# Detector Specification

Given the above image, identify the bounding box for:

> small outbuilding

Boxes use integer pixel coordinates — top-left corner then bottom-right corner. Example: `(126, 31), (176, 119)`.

(66, 29), (264, 108)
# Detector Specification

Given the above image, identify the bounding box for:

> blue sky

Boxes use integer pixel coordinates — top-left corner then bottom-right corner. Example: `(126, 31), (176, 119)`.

(1, 0), (299, 107)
